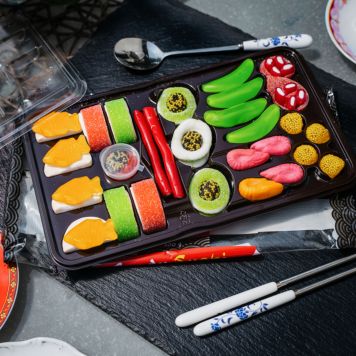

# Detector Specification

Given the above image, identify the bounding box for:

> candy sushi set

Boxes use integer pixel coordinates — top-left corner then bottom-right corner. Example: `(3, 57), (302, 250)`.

(24, 48), (356, 269)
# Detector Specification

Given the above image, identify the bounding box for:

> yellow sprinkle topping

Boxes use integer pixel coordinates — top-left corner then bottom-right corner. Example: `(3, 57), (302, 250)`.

(182, 131), (202, 151)
(319, 154), (345, 179)
(280, 112), (304, 134)
(293, 145), (318, 166)
(305, 123), (330, 144)
(166, 93), (187, 113)
(199, 180), (220, 201)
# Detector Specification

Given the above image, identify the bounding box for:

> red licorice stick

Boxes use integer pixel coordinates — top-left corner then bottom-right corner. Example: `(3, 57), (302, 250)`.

(143, 106), (185, 198)
(133, 110), (172, 196)
(98, 245), (259, 268)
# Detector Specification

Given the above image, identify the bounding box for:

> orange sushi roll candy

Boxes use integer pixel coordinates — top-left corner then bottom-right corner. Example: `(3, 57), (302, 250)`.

(130, 178), (166, 233)
(79, 104), (111, 152)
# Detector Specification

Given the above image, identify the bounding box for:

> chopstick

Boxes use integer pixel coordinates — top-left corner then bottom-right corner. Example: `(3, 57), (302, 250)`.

(175, 253), (356, 328)
(194, 265), (356, 336)
(97, 245), (259, 268)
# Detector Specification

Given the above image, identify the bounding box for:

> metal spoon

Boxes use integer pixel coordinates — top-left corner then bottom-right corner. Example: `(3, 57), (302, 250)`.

(114, 34), (313, 71)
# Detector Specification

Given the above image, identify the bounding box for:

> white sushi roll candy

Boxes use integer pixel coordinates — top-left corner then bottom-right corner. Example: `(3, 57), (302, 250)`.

(171, 118), (212, 167)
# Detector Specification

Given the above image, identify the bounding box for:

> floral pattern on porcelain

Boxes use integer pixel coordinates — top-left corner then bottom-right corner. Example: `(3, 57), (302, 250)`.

(210, 301), (269, 332)
(259, 34), (304, 48)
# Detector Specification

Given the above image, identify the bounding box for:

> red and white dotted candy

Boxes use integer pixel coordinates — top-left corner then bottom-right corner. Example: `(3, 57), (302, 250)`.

(261, 55), (295, 78)
(273, 81), (308, 111)
(260, 55), (309, 112)
(283, 82), (297, 94)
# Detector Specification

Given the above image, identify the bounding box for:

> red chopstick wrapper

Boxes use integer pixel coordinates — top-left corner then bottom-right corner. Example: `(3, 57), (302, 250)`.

(97, 245), (259, 268)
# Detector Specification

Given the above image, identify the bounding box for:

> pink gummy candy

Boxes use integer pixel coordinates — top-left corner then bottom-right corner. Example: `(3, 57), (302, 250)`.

(260, 163), (304, 184)
(251, 136), (291, 156)
(227, 149), (270, 171)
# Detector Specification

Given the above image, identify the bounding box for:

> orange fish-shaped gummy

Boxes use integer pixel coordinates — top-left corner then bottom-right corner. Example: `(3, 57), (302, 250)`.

(64, 218), (117, 251)
(52, 176), (103, 205)
(43, 135), (90, 167)
(32, 111), (81, 138)
(239, 178), (283, 201)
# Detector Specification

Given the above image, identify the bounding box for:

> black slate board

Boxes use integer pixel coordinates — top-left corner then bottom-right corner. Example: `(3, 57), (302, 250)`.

(37, 0), (356, 354)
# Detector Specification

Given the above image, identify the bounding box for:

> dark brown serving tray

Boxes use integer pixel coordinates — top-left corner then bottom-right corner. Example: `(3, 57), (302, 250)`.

(24, 48), (356, 270)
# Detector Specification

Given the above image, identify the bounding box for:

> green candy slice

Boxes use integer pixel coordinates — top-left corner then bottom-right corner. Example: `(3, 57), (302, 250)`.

(104, 98), (137, 144)
(104, 186), (139, 241)
(202, 58), (255, 93)
(204, 98), (267, 128)
(206, 77), (263, 109)
(189, 168), (230, 215)
(157, 87), (197, 124)
(226, 104), (281, 144)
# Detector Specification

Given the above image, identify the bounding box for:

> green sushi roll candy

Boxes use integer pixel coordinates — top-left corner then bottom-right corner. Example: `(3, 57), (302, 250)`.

(104, 186), (139, 241)
(104, 98), (137, 144)
(157, 87), (197, 124)
(189, 168), (230, 215)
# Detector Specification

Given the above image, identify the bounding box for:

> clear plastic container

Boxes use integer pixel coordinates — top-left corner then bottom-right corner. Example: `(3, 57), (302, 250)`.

(0, 14), (87, 148)
(100, 143), (141, 181)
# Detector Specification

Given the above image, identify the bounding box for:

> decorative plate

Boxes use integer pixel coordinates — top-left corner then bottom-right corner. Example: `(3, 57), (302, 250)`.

(0, 337), (85, 356)
(326, 0), (356, 64)
(0, 231), (19, 331)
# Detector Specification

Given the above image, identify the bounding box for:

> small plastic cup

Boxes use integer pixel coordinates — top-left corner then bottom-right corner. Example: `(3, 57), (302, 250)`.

(99, 143), (141, 181)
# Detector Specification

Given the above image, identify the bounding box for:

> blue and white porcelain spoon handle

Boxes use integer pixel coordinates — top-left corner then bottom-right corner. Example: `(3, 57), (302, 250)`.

(242, 34), (312, 50)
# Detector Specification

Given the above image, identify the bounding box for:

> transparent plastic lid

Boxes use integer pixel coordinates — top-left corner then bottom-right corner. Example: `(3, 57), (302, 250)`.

(0, 14), (87, 148)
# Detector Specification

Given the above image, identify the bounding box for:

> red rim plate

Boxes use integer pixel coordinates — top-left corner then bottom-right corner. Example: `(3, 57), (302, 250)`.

(0, 231), (19, 330)
(325, 0), (356, 64)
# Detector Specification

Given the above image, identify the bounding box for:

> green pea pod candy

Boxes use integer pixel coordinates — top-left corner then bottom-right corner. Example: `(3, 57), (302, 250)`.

(226, 104), (280, 144)
(206, 77), (264, 109)
(204, 98), (267, 128)
(202, 58), (255, 93)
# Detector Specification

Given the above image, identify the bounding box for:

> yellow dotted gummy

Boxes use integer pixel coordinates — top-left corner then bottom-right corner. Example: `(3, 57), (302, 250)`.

(293, 145), (318, 166)
(319, 154), (345, 179)
(280, 113), (304, 135)
(306, 123), (330, 144)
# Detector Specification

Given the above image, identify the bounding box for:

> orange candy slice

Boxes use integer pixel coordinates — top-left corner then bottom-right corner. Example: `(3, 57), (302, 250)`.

(64, 218), (117, 251)
(32, 111), (81, 138)
(43, 135), (90, 167)
(52, 176), (102, 205)
(239, 178), (283, 201)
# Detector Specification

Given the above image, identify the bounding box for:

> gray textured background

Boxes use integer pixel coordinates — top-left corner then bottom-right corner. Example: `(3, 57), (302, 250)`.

(1, 1), (355, 355)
